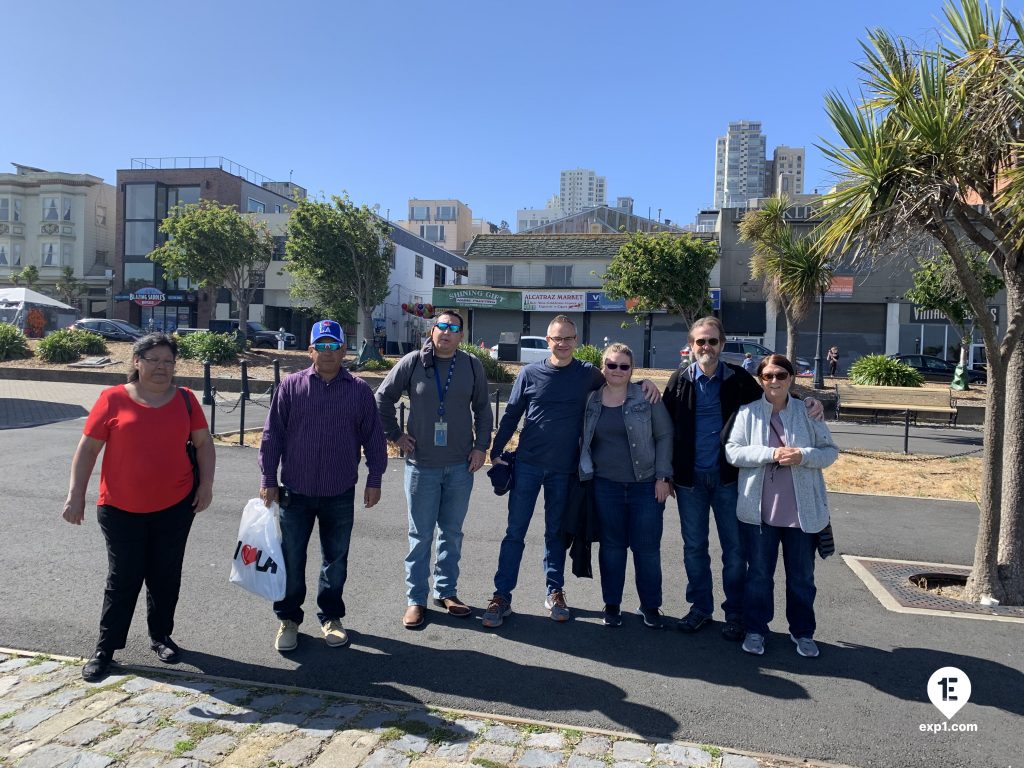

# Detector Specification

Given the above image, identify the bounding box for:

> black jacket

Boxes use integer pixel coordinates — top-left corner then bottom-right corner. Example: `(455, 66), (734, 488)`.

(662, 361), (764, 488)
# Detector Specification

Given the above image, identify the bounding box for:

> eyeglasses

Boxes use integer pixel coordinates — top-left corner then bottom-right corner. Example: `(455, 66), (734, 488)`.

(693, 338), (719, 347)
(140, 356), (175, 367)
(760, 372), (791, 382)
(604, 362), (631, 371)
(548, 335), (577, 344)
(434, 322), (462, 333)
(313, 342), (342, 352)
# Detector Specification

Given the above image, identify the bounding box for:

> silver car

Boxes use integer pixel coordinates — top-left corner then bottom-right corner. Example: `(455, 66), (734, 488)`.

(720, 340), (811, 372)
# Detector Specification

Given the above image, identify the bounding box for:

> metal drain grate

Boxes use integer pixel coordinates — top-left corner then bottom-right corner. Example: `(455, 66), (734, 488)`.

(851, 557), (1024, 617)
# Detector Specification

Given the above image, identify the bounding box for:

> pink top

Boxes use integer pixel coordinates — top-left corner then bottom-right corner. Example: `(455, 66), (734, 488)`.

(761, 412), (800, 528)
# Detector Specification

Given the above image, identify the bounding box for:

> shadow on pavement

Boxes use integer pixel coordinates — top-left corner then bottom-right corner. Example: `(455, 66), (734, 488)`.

(0, 398), (88, 429)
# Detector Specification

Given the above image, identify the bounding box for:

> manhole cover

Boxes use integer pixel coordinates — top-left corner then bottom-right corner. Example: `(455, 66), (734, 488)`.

(844, 556), (1024, 621)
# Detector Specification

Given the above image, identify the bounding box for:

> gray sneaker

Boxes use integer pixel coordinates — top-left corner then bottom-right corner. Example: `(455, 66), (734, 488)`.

(275, 620), (298, 652)
(482, 595), (511, 628)
(742, 632), (765, 655)
(791, 634), (819, 658)
(544, 590), (571, 622)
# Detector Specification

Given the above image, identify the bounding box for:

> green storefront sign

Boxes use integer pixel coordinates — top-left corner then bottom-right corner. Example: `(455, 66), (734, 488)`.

(433, 287), (522, 311)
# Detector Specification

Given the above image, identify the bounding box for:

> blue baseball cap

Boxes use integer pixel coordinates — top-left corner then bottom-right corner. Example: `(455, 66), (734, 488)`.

(310, 320), (344, 345)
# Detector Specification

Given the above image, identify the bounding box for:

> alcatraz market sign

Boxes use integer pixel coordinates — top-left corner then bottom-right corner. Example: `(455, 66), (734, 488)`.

(130, 287), (166, 307)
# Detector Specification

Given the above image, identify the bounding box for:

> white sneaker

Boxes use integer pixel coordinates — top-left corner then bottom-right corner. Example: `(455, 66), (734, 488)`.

(322, 619), (349, 647)
(275, 620), (298, 652)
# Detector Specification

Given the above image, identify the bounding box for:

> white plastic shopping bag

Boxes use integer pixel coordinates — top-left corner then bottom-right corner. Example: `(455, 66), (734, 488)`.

(230, 498), (287, 602)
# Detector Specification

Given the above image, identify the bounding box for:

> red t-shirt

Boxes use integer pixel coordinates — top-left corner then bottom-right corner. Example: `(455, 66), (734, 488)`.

(84, 385), (208, 513)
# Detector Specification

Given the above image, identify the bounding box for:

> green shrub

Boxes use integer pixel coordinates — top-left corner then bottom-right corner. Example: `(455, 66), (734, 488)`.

(573, 344), (603, 366)
(174, 331), (241, 364)
(37, 329), (84, 363)
(74, 331), (108, 355)
(848, 354), (925, 387)
(0, 323), (30, 361)
(459, 342), (514, 382)
(358, 359), (393, 372)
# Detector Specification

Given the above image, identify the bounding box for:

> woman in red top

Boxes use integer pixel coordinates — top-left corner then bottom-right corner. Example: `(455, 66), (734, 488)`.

(63, 333), (215, 682)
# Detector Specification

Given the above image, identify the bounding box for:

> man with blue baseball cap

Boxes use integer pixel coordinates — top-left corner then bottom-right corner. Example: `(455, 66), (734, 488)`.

(258, 319), (387, 652)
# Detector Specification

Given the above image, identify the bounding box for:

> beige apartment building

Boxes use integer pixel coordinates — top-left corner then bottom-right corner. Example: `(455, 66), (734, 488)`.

(395, 198), (494, 255)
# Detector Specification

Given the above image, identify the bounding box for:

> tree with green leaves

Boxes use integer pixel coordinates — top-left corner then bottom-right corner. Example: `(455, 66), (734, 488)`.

(739, 196), (834, 361)
(601, 231), (719, 328)
(284, 194), (394, 345)
(14, 265), (40, 289)
(54, 266), (87, 309)
(818, 0), (1024, 603)
(149, 200), (274, 344)
(904, 248), (1004, 385)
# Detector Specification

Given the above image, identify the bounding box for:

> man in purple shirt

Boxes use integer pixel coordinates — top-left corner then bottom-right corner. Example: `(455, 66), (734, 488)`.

(258, 319), (387, 652)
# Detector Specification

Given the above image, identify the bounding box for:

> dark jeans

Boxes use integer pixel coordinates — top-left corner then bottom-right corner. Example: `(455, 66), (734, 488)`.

(740, 522), (817, 638)
(593, 477), (664, 608)
(95, 493), (196, 654)
(675, 471), (745, 621)
(274, 488), (355, 626)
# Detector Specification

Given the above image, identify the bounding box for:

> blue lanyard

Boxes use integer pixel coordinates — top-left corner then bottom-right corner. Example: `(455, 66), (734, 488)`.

(434, 357), (456, 419)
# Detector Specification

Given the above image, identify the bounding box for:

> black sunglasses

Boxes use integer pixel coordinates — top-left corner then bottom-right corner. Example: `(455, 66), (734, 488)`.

(693, 338), (719, 347)
(604, 362), (631, 370)
(435, 322), (462, 333)
(761, 372), (790, 381)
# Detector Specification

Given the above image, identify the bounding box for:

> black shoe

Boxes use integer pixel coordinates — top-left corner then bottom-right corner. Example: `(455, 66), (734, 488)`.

(150, 636), (181, 664)
(676, 609), (711, 633)
(602, 604), (622, 627)
(82, 651), (112, 682)
(638, 605), (664, 629)
(721, 620), (744, 642)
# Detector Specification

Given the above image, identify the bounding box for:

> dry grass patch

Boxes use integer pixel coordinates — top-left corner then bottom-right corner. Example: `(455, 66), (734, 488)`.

(825, 452), (980, 502)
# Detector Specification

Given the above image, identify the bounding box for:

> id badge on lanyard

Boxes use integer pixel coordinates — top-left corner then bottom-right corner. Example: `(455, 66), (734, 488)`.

(434, 358), (455, 447)
(434, 420), (448, 447)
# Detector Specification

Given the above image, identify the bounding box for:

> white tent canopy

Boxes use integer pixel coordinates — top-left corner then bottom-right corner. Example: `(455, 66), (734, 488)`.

(0, 287), (76, 310)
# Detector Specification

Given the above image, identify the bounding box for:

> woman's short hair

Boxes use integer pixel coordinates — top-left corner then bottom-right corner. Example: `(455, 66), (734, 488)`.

(128, 333), (178, 382)
(602, 342), (634, 367)
(756, 353), (795, 378)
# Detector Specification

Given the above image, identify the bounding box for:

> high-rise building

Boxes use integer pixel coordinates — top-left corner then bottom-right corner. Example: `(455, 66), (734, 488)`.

(714, 121), (768, 209)
(559, 168), (606, 215)
(767, 145), (805, 197)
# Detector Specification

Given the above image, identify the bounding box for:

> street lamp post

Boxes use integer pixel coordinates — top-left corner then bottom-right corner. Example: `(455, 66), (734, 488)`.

(813, 289), (825, 390)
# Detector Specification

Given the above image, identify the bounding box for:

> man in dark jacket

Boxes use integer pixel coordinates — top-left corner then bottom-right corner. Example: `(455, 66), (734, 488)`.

(662, 317), (820, 641)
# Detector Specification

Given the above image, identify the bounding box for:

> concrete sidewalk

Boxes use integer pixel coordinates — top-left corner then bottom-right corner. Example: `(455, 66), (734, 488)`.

(0, 649), (825, 768)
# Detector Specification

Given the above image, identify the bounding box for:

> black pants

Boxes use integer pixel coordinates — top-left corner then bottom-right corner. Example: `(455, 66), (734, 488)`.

(95, 493), (195, 653)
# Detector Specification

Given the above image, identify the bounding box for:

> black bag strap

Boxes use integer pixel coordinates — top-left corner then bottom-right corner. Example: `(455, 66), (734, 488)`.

(178, 387), (192, 416)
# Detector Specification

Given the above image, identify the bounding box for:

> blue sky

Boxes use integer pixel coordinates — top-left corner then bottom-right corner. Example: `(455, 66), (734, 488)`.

(6, 0), (953, 227)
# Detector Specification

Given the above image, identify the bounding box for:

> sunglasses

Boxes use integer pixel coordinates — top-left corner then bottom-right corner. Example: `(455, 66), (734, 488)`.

(604, 362), (631, 371)
(761, 372), (790, 382)
(434, 322), (462, 333)
(693, 338), (719, 347)
(313, 342), (342, 351)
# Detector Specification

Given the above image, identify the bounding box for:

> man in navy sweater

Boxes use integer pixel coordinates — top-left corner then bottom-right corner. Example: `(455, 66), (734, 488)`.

(482, 315), (659, 628)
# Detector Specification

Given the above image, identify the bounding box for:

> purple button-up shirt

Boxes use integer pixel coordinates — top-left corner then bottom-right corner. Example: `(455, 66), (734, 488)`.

(259, 365), (387, 496)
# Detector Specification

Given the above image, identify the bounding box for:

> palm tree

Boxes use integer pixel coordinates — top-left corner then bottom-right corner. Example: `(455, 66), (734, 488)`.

(739, 196), (833, 362)
(817, 0), (1024, 604)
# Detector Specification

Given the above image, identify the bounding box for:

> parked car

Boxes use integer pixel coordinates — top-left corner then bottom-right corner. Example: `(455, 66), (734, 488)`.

(719, 340), (812, 372)
(489, 335), (550, 363)
(70, 318), (144, 342)
(889, 354), (988, 384)
(207, 320), (297, 349)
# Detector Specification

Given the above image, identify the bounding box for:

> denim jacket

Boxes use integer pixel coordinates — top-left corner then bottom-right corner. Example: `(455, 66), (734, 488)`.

(579, 383), (674, 482)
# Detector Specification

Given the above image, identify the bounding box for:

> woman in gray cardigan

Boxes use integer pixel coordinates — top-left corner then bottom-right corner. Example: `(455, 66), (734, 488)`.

(579, 343), (674, 628)
(724, 354), (838, 658)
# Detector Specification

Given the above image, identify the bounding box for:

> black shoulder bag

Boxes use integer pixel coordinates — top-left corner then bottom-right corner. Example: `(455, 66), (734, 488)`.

(179, 388), (200, 489)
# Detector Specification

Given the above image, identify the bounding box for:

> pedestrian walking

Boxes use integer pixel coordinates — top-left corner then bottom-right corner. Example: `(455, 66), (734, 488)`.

(376, 311), (492, 629)
(827, 346), (839, 377)
(725, 354), (838, 658)
(742, 353), (757, 374)
(579, 343), (674, 629)
(63, 333), (215, 682)
(258, 320), (388, 652)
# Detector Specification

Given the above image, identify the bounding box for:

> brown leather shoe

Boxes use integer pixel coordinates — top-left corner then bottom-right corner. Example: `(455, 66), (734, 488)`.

(403, 605), (426, 629)
(434, 595), (472, 618)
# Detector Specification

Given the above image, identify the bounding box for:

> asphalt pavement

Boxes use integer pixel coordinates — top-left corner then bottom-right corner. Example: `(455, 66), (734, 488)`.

(0, 407), (1020, 768)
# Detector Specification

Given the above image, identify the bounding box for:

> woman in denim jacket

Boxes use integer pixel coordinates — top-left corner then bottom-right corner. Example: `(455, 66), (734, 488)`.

(724, 354), (838, 658)
(579, 343), (674, 628)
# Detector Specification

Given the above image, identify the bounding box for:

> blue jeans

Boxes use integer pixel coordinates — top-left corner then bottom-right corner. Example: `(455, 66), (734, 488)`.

(493, 460), (571, 602)
(404, 461), (475, 606)
(593, 477), (664, 608)
(740, 522), (817, 638)
(675, 471), (745, 620)
(274, 488), (355, 626)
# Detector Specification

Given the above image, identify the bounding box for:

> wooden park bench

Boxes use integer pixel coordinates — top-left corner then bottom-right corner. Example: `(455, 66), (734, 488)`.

(834, 382), (959, 453)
